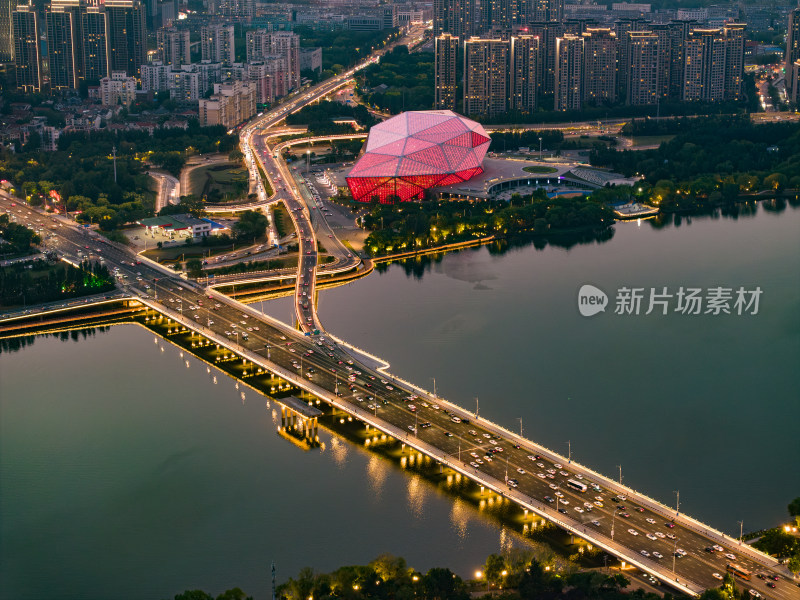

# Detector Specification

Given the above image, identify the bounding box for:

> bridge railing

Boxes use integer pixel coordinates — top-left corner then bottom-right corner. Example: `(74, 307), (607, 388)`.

(133, 295), (712, 597)
(315, 338), (782, 573)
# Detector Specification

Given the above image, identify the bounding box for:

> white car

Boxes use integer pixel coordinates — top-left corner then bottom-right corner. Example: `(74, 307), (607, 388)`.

(646, 518), (656, 524)
(646, 533), (657, 541)
(517, 468), (526, 474)
(640, 550), (650, 557)
(713, 545), (724, 552)
(653, 552), (663, 559)
(628, 529), (639, 536)
(724, 553), (736, 561)
(712, 573), (723, 581)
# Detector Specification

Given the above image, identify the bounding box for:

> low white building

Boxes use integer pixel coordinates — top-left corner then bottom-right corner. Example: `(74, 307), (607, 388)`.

(100, 71), (137, 108)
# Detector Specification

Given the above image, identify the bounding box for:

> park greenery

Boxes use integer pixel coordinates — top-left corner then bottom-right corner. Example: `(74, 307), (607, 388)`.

(589, 115), (800, 212)
(166, 552), (680, 600)
(0, 258), (114, 307)
(295, 26), (401, 80)
(0, 122), (237, 231)
(0, 213), (41, 256)
(748, 498), (800, 575)
(285, 101), (377, 135)
(360, 192), (615, 256)
(358, 46), (434, 114)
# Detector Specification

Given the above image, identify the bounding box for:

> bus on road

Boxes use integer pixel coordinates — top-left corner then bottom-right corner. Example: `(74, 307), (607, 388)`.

(567, 479), (588, 492)
(727, 564), (752, 581)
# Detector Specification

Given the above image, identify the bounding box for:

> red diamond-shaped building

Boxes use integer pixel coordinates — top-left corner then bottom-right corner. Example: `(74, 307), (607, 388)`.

(346, 110), (491, 203)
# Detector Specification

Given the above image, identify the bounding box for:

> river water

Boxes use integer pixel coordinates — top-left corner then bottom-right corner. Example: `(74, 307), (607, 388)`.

(1, 203), (798, 600)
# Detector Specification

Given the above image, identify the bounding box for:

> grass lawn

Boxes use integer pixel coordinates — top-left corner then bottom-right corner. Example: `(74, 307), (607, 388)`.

(141, 234), (270, 262)
(189, 163), (249, 201)
(630, 134), (675, 147)
(273, 204), (296, 238)
(522, 165), (559, 174)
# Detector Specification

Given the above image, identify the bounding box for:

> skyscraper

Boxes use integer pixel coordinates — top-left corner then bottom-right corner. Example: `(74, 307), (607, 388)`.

(682, 28), (726, 103)
(582, 28), (617, 106)
(724, 23), (746, 101)
(0, 0), (13, 63)
(157, 26), (191, 66)
(12, 2), (41, 92)
(519, 0), (563, 24)
(510, 34), (539, 112)
(626, 31), (659, 105)
(81, 4), (110, 82)
(202, 23), (236, 65)
(104, 0), (146, 78)
(47, 0), (81, 92)
(786, 9), (800, 101)
(435, 33), (458, 110)
(528, 21), (564, 99)
(463, 37), (509, 117)
(246, 29), (300, 90)
(554, 33), (582, 111)
(614, 18), (647, 100)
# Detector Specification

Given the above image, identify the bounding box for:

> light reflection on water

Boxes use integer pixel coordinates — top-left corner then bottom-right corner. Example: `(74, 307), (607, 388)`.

(366, 455), (388, 499)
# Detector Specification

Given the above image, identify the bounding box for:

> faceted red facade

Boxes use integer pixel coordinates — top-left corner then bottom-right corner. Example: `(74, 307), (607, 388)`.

(346, 110), (491, 203)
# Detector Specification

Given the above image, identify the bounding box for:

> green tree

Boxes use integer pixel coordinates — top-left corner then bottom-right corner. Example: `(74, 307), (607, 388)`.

(186, 258), (203, 277)
(174, 591), (214, 600)
(233, 210), (268, 242)
(788, 497), (800, 518)
(788, 553), (800, 576)
(753, 528), (798, 558)
(763, 173), (788, 192)
(484, 554), (506, 586)
(421, 568), (468, 600)
(215, 588), (253, 600)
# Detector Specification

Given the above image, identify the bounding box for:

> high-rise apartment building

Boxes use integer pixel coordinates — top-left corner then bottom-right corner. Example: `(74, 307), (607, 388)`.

(582, 27), (617, 106)
(510, 34), (539, 112)
(787, 9), (800, 102)
(199, 80), (257, 128)
(246, 29), (299, 91)
(157, 26), (191, 66)
(682, 23), (747, 103)
(0, 0), (13, 63)
(202, 24), (236, 65)
(682, 28), (726, 102)
(81, 4), (111, 81)
(528, 21), (564, 98)
(554, 33), (582, 111)
(463, 37), (509, 117)
(614, 18), (647, 100)
(434, 33), (458, 110)
(13, 2), (41, 92)
(626, 31), (659, 105)
(724, 22), (746, 101)
(519, 0), (563, 24)
(104, 0), (146, 77)
(47, 0), (81, 92)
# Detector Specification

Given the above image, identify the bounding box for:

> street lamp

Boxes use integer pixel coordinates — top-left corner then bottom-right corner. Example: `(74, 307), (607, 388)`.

(475, 571), (489, 594)
(539, 137), (543, 160)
